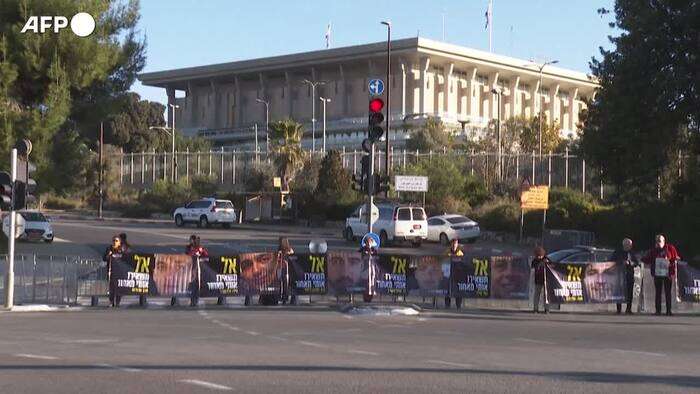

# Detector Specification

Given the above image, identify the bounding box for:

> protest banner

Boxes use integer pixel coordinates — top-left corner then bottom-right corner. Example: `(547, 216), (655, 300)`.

(327, 251), (370, 294)
(450, 255), (490, 298)
(152, 254), (196, 296)
(110, 253), (156, 296)
(677, 262), (700, 303)
(239, 252), (280, 295)
(546, 262), (625, 303)
(199, 255), (240, 297)
(374, 255), (408, 295)
(288, 254), (327, 295)
(406, 256), (450, 297)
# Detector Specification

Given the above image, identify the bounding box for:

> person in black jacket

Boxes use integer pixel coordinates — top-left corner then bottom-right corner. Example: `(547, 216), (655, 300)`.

(104, 235), (125, 307)
(531, 246), (550, 313)
(613, 238), (641, 315)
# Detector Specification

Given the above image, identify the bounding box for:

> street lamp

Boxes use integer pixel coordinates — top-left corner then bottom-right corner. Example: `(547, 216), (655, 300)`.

(380, 20), (392, 178)
(524, 60), (559, 158)
(255, 98), (270, 154)
(319, 97), (331, 153)
(302, 79), (326, 153)
(491, 88), (502, 182)
(150, 103), (179, 183)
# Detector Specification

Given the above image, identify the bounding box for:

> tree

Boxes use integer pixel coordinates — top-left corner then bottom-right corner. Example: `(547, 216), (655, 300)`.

(0, 0), (146, 189)
(48, 127), (92, 195)
(479, 115), (561, 154)
(579, 1), (699, 202)
(269, 119), (306, 183)
(405, 118), (453, 152)
(314, 150), (355, 205)
(107, 93), (165, 152)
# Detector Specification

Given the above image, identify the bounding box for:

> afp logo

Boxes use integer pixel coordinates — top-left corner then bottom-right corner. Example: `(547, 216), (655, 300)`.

(21, 12), (95, 37)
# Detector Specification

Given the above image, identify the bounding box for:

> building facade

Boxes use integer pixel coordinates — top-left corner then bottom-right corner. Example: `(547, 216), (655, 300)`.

(139, 37), (598, 150)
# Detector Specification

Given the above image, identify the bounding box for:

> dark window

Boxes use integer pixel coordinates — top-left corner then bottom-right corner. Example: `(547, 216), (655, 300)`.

(446, 216), (469, 224)
(397, 208), (411, 221)
(412, 208), (426, 220)
(427, 218), (443, 226)
(20, 212), (47, 222)
(216, 201), (234, 209)
(192, 201), (212, 209)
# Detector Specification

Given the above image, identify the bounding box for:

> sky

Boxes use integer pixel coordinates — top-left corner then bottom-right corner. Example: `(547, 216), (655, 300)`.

(131, 0), (617, 105)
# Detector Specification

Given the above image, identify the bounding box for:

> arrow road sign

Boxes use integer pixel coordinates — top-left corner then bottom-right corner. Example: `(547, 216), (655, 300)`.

(368, 79), (384, 96)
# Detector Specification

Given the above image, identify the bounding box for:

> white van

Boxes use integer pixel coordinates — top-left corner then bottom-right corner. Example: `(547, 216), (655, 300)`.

(344, 203), (427, 247)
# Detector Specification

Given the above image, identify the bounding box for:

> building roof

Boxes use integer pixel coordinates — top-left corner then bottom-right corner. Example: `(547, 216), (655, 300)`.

(139, 37), (598, 89)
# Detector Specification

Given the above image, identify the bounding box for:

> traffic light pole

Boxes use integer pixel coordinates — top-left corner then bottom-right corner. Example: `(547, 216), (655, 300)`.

(367, 143), (375, 235)
(4, 149), (17, 309)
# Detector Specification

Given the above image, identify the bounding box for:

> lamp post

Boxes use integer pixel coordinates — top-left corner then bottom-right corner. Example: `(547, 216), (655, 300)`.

(319, 97), (331, 153)
(255, 98), (270, 154)
(302, 79), (326, 153)
(491, 88), (502, 181)
(380, 20), (392, 178)
(150, 123), (176, 183)
(524, 60), (559, 158)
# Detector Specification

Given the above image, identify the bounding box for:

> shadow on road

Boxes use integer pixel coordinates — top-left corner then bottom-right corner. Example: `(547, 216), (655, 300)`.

(0, 364), (697, 388)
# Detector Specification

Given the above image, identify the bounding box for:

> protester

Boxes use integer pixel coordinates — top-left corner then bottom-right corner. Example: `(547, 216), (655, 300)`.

(360, 237), (378, 303)
(445, 239), (464, 309)
(103, 235), (125, 307)
(613, 238), (640, 314)
(277, 237), (295, 305)
(184, 235), (209, 307)
(642, 234), (681, 316)
(531, 246), (550, 313)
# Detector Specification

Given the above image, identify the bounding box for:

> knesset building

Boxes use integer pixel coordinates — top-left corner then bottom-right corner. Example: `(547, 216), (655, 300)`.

(139, 37), (598, 151)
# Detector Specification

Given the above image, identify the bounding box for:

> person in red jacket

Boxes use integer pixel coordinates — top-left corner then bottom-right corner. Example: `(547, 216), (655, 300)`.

(182, 235), (209, 307)
(642, 234), (680, 316)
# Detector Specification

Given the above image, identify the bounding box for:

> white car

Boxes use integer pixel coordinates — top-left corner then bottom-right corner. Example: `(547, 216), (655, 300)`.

(427, 214), (480, 245)
(173, 198), (236, 228)
(19, 211), (54, 243)
(344, 203), (428, 247)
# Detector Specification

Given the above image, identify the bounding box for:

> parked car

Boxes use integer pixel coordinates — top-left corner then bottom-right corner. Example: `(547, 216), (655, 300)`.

(344, 203), (427, 247)
(173, 198), (236, 228)
(547, 246), (614, 264)
(19, 211), (54, 243)
(427, 214), (480, 245)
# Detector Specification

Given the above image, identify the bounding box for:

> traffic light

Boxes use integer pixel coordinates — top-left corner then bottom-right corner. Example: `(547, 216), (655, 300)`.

(352, 155), (371, 192)
(0, 171), (12, 211)
(368, 98), (385, 143)
(14, 139), (36, 210)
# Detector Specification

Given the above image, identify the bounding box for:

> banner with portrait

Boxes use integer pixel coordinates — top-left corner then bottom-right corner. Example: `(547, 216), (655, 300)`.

(238, 252), (281, 295)
(677, 262), (700, 303)
(110, 253), (156, 296)
(374, 255), (408, 295)
(288, 253), (327, 295)
(199, 255), (241, 297)
(152, 254), (196, 296)
(490, 255), (531, 300)
(327, 251), (371, 295)
(450, 255), (490, 298)
(546, 262), (625, 304)
(406, 256), (450, 297)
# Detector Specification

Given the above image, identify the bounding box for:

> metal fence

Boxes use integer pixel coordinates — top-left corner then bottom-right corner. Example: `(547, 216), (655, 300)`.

(0, 255), (105, 305)
(112, 148), (608, 196)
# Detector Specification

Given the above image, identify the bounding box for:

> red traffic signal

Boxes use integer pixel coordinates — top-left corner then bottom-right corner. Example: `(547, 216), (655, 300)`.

(369, 98), (384, 113)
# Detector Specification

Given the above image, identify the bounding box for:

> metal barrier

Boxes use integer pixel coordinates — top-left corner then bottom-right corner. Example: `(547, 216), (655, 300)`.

(0, 255), (105, 306)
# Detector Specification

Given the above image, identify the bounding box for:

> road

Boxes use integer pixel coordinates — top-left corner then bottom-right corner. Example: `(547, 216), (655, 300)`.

(15, 217), (528, 259)
(0, 307), (698, 393)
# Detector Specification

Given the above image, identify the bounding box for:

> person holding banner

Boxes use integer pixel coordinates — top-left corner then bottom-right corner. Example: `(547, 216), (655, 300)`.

(445, 239), (464, 309)
(642, 234), (681, 316)
(531, 246), (550, 313)
(360, 238), (377, 303)
(103, 235), (125, 307)
(120, 232), (148, 307)
(185, 235), (209, 307)
(277, 237), (295, 305)
(613, 238), (640, 315)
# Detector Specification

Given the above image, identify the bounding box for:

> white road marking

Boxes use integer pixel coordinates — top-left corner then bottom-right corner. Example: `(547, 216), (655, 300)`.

(14, 353), (58, 360)
(348, 350), (379, 356)
(96, 363), (141, 373)
(427, 359), (473, 368)
(342, 315), (353, 319)
(514, 337), (556, 345)
(52, 237), (71, 243)
(268, 336), (287, 341)
(245, 331), (260, 336)
(612, 349), (666, 357)
(298, 341), (327, 348)
(179, 379), (233, 391)
(60, 339), (119, 344)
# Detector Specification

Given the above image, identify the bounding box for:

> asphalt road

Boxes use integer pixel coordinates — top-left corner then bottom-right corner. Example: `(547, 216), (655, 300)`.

(15, 218), (528, 259)
(0, 307), (698, 393)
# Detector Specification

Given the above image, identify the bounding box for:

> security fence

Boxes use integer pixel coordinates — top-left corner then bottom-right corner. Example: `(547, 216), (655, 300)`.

(112, 148), (608, 197)
(0, 255), (104, 306)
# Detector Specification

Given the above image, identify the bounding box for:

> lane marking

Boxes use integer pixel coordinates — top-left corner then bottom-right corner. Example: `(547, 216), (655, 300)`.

(514, 337), (556, 345)
(60, 339), (119, 344)
(348, 350), (379, 356)
(14, 353), (58, 360)
(268, 336), (287, 341)
(245, 331), (260, 336)
(612, 349), (666, 357)
(96, 363), (141, 373)
(53, 237), (71, 243)
(297, 341), (327, 348)
(179, 379), (233, 391)
(427, 359), (473, 368)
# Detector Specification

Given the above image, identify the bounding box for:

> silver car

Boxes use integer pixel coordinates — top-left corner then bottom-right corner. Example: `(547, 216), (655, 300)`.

(19, 211), (54, 243)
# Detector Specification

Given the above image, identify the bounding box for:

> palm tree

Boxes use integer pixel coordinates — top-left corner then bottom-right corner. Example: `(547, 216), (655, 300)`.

(269, 119), (306, 184)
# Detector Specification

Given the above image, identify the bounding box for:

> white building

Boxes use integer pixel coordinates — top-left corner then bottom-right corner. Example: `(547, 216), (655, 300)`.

(139, 37), (598, 150)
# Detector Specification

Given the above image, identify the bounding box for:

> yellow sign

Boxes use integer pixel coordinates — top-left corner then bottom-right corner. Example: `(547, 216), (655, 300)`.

(273, 177), (282, 188)
(520, 186), (549, 210)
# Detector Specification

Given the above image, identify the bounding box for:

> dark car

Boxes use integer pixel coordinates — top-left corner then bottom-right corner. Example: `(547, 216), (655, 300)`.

(547, 246), (614, 264)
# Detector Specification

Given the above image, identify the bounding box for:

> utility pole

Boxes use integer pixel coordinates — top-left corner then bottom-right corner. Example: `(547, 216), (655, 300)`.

(98, 122), (104, 219)
(381, 21), (392, 182)
(4, 149), (17, 309)
(303, 79), (326, 153)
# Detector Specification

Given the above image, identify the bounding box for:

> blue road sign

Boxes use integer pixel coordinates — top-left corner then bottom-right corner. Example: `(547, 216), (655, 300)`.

(361, 232), (381, 248)
(368, 79), (384, 96)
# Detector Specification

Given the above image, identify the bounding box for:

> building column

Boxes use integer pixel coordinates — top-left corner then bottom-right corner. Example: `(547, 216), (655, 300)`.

(419, 57), (430, 115)
(488, 72), (500, 119)
(338, 65), (348, 117)
(509, 77), (520, 118)
(284, 71), (293, 118)
(258, 72), (267, 124)
(209, 80), (218, 128)
(234, 77), (242, 127)
(187, 82), (197, 125)
(549, 84), (560, 126)
(466, 68), (478, 119)
(166, 87), (175, 128)
(569, 88), (579, 131)
(443, 63), (454, 116)
(530, 80), (540, 119)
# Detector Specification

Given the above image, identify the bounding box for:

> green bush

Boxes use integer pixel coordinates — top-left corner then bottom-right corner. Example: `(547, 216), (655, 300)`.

(190, 175), (218, 198)
(138, 180), (192, 214)
(43, 194), (83, 210)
